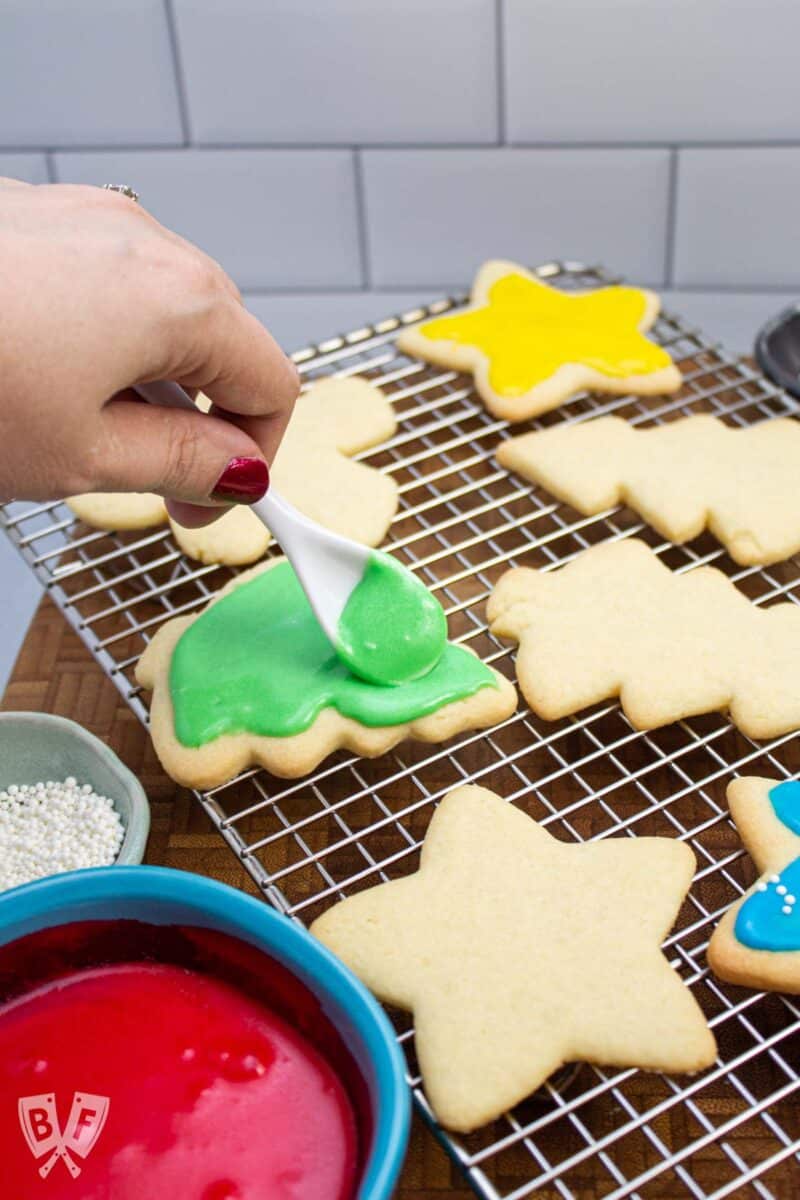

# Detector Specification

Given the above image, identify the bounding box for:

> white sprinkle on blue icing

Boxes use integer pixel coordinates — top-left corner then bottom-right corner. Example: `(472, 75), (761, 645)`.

(735, 780), (800, 952)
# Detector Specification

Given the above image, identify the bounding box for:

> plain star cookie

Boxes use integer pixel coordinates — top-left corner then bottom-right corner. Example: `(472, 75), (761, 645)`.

(708, 777), (800, 993)
(487, 538), (800, 737)
(497, 414), (800, 566)
(67, 377), (399, 565)
(136, 559), (516, 788)
(311, 784), (716, 1132)
(396, 260), (681, 422)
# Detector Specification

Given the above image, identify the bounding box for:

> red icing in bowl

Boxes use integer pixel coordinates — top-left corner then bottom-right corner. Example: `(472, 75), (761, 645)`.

(0, 922), (364, 1200)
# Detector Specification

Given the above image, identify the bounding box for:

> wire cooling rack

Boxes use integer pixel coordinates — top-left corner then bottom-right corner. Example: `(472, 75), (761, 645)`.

(3, 262), (800, 1199)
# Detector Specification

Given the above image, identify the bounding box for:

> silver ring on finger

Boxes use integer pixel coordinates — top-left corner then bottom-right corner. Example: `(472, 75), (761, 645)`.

(102, 184), (139, 203)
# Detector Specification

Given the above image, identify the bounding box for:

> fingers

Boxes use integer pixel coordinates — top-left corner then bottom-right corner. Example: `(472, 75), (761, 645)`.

(164, 498), (225, 529)
(153, 285), (300, 435)
(66, 189), (300, 460)
(158, 226), (243, 305)
(161, 405), (288, 527)
(96, 396), (269, 506)
(205, 403), (293, 467)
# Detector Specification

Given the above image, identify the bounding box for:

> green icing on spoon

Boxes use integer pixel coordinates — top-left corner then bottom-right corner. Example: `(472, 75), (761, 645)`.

(169, 561), (497, 747)
(335, 551), (447, 686)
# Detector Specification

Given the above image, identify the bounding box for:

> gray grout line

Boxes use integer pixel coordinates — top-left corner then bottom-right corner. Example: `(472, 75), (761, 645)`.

(506, 139), (800, 150)
(241, 283), (800, 299)
(163, 0), (193, 145)
(495, 0), (506, 145)
(352, 148), (372, 289)
(25, 143), (187, 157)
(245, 285), (369, 298)
(663, 147), (679, 287)
(664, 283), (800, 295)
(36, 141), (502, 154)
(242, 285), (463, 299)
(8, 135), (800, 299)
(8, 139), (800, 155)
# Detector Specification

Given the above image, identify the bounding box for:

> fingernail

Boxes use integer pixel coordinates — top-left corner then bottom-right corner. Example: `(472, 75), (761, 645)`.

(211, 457), (269, 503)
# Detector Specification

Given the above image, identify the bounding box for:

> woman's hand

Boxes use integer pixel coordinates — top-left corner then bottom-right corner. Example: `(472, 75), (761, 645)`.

(0, 177), (300, 526)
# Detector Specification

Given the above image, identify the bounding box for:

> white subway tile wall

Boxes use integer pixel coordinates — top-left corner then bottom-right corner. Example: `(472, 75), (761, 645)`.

(244, 292), (442, 353)
(0, 0), (183, 147)
(2, 0), (793, 350)
(1, 0), (797, 687)
(674, 148), (800, 288)
(503, 0), (800, 143)
(173, 0), (499, 145)
(0, 153), (48, 184)
(53, 149), (362, 289)
(361, 148), (671, 286)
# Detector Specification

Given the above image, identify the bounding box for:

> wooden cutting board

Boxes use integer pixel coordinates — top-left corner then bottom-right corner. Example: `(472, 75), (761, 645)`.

(5, 595), (797, 1199)
(1, 595), (473, 1199)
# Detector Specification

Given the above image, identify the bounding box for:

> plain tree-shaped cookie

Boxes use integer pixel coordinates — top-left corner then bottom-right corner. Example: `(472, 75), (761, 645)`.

(487, 538), (800, 737)
(67, 377), (399, 565)
(312, 784), (716, 1132)
(498, 414), (800, 566)
(136, 560), (517, 788)
(709, 776), (800, 993)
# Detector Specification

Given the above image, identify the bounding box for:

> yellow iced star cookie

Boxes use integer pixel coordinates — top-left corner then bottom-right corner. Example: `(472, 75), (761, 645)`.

(397, 260), (682, 421)
(311, 784), (716, 1132)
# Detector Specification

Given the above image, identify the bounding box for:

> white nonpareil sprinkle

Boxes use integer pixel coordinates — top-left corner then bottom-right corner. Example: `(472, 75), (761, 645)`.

(0, 778), (124, 892)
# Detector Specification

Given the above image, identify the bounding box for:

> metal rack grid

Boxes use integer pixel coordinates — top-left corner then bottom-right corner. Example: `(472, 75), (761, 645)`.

(3, 262), (800, 1199)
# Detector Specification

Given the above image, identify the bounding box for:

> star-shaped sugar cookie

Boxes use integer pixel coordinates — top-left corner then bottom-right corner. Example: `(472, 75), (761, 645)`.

(311, 784), (716, 1132)
(498, 414), (800, 566)
(67, 377), (399, 565)
(708, 777), (800, 994)
(396, 260), (682, 421)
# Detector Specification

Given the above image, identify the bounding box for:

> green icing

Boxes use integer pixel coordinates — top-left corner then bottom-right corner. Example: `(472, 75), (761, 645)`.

(336, 551), (447, 686)
(169, 561), (497, 747)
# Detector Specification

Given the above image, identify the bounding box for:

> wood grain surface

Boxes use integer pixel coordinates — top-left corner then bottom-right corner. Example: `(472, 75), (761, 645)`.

(5, 596), (799, 1200)
(1, 595), (472, 1199)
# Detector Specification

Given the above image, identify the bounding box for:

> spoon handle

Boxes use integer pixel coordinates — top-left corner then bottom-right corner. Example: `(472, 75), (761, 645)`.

(133, 379), (367, 637)
(134, 381), (271, 533)
(134, 380), (198, 412)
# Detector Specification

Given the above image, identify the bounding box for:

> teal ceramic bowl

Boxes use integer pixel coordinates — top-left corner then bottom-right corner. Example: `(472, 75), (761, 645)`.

(0, 865), (410, 1198)
(0, 712), (149, 865)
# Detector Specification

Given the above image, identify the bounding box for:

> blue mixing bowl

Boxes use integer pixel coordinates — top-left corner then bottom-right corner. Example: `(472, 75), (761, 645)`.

(0, 865), (410, 1199)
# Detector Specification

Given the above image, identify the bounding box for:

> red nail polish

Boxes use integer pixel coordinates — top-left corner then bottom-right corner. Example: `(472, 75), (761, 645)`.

(211, 457), (269, 503)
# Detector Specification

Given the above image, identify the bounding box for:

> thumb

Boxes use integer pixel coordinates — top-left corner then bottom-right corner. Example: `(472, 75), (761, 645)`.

(95, 395), (269, 505)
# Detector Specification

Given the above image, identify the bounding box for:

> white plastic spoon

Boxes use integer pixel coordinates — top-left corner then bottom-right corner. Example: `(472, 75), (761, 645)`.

(134, 380), (447, 686)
